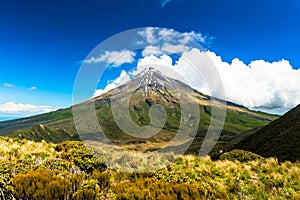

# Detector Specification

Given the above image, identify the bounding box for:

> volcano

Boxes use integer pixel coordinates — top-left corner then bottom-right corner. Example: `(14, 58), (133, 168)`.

(73, 67), (278, 152)
(0, 68), (278, 153)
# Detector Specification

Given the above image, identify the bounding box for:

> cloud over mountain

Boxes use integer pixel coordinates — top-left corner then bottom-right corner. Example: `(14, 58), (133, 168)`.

(93, 70), (131, 97)
(94, 49), (300, 114)
(86, 27), (299, 114)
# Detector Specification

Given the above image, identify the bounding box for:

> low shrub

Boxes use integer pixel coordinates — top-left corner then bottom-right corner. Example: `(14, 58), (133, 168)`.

(219, 149), (263, 162)
(12, 168), (72, 200)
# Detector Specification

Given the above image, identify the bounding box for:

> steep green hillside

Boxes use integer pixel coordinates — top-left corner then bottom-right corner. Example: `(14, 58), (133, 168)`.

(234, 104), (300, 162)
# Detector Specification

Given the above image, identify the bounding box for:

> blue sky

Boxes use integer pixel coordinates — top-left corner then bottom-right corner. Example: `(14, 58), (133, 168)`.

(0, 0), (300, 119)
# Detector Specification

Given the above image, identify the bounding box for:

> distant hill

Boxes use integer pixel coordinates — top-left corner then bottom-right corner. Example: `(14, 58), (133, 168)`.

(0, 108), (78, 143)
(8, 124), (79, 143)
(0, 68), (278, 151)
(234, 104), (300, 162)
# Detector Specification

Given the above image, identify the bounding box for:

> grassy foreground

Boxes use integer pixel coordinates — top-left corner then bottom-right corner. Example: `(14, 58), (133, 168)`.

(0, 137), (299, 199)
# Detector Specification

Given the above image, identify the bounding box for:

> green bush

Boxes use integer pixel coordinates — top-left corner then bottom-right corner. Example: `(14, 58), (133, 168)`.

(55, 142), (107, 173)
(12, 168), (72, 200)
(72, 188), (98, 200)
(113, 178), (204, 199)
(72, 179), (100, 200)
(219, 149), (263, 162)
(91, 170), (111, 190)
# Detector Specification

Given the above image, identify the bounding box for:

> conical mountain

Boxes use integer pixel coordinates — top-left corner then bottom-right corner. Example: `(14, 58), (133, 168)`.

(0, 68), (278, 153)
(233, 104), (300, 162)
(81, 68), (274, 150)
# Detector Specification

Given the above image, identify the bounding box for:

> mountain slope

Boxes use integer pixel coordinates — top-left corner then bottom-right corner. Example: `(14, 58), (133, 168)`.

(234, 104), (300, 162)
(76, 68), (278, 151)
(0, 108), (74, 135)
(8, 123), (79, 143)
(0, 68), (278, 150)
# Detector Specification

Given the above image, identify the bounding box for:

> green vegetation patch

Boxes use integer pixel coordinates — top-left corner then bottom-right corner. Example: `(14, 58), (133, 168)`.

(1, 137), (299, 200)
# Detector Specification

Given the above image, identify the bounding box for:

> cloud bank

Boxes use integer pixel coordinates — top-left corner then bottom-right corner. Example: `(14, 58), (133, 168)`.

(94, 49), (300, 114)
(207, 51), (300, 114)
(0, 102), (55, 117)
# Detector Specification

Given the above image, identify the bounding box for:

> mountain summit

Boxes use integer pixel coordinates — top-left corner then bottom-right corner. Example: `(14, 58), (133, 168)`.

(135, 67), (173, 95)
(130, 67), (192, 96)
(95, 67), (197, 105)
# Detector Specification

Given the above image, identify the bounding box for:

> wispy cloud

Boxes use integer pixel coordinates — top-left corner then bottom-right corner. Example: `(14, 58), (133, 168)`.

(84, 50), (136, 66)
(28, 86), (37, 91)
(160, 0), (172, 7)
(3, 83), (15, 87)
(142, 45), (163, 57)
(0, 102), (54, 117)
(137, 27), (210, 56)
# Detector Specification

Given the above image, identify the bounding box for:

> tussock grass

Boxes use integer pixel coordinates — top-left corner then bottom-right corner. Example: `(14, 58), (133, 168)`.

(0, 136), (300, 199)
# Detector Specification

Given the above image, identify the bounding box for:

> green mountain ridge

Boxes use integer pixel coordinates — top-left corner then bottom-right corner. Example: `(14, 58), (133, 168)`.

(233, 104), (300, 162)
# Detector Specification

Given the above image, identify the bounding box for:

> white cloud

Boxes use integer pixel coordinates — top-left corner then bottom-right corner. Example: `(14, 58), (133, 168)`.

(180, 31), (207, 44)
(157, 29), (177, 42)
(0, 102), (54, 117)
(206, 51), (300, 113)
(142, 46), (163, 57)
(162, 43), (190, 54)
(28, 86), (37, 91)
(160, 0), (172, 7)
(93, 70), (131, 97)
(137, 27), (209, 62)
(93, 47), (300, 114)
(136, 54), (173, 69)
(137, 27), (207, 49)
(3, 83), (15, 87)
(138, 27), (157, 45)
(84, 50), (136, 66)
